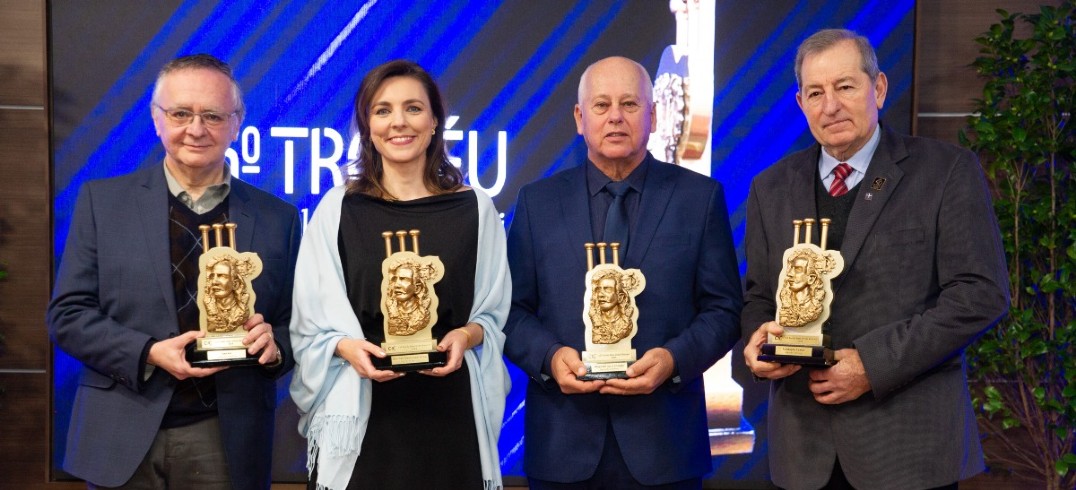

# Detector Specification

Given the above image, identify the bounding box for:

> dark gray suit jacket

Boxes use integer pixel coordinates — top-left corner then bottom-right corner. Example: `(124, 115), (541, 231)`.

(47, 164), (301, 489)
(742, 127), (1009, 490)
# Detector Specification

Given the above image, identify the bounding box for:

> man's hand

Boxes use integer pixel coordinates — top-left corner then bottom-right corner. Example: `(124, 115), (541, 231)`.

(241, 313), (280, 365)
(744, 321), (802, 380)
(600, 347), (675, 395)
(550, 346), (604, 394)
(809, 348), (871, 404)
(147, 330), (226, 380)
(335, 338), (405, 382)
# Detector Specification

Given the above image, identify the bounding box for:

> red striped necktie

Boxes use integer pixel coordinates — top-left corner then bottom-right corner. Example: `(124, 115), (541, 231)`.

(829, 162), (852, 197)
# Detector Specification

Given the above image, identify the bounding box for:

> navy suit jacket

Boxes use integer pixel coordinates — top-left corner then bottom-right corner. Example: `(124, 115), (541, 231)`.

(47, 164), (301, 489)
(505, 156), (742, 484)
(741, 128), (1009, 489)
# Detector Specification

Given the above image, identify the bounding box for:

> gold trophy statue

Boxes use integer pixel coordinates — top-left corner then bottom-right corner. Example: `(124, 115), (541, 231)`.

(579, 242), (646, 380)
(190, 223), (264, 367)
(373, 230), (447, 371)
(759, 218), (844, 365)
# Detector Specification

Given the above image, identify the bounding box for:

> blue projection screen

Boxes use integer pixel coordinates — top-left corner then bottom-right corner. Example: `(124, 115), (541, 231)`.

(49, 1), (914, 486)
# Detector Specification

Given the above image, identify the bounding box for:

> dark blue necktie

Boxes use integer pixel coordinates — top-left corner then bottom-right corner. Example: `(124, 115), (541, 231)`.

(603, 181), (631, 251)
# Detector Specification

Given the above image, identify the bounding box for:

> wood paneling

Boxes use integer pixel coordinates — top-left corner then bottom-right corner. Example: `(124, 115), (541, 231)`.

(0, 0), (46, 105)
(0, 108), (51, 370)
(914, 0), (1057, 116)
(914, 115), (970, 148)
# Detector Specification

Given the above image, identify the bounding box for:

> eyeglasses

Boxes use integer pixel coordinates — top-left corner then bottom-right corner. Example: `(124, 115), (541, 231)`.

(154, 104), (238, 128)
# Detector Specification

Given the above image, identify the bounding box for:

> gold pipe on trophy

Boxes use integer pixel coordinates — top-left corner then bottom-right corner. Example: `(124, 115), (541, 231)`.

(396, 231), (407, 252)
(199, 225), (211, 252)
(597, 242), (608, 264)
(212, 223), (224, 248)
(585, 243), (595, 271)
(803, 219), (814, 245)
(410, 230), (421, 255)
(820, 218), (831, 250)
(793, 220), (803, 245)
(382, 232), (394, 258)
(611, 243), (621, 267)
(225, 223), (237, 248)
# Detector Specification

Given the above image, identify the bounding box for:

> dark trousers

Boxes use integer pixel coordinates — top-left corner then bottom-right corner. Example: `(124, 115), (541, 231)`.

(87, 416), (230, 490)
(528, 421), (702, 490)
(821, 458), (958, 490)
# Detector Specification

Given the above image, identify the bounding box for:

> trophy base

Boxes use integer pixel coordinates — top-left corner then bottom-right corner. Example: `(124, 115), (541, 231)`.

(577, 350), (637, 381)
(758, 343), (834, 366)
(578, 361), (635, 381)
(187, 344), (262, 368)
(371, 350), (447, 372)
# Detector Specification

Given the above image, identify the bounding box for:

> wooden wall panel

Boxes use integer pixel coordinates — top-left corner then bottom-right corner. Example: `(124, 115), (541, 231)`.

(0, 0), (58, 487)
(0, 0), (46, 105)
(0, 108), (52, 370)
(914, 0), (1061, 143)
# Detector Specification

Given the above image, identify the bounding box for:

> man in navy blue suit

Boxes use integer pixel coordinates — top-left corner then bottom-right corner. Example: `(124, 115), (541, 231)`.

(48, 54), (300, 489)
(504, 56), (743, 489)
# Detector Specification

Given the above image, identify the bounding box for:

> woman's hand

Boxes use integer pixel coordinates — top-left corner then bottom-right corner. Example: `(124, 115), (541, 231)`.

(336, 338), (405, 382)
(420, 323), (482, 377)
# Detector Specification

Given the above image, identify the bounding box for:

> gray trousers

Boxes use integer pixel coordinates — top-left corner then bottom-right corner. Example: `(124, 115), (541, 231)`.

(87, 416), (230, 490)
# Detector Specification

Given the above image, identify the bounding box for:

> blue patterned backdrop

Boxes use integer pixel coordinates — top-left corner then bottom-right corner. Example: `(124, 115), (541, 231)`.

(49, 1), (914, 485)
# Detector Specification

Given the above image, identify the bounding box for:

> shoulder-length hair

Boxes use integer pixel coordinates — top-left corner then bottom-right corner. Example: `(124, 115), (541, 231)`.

(346, 60), (463, 198)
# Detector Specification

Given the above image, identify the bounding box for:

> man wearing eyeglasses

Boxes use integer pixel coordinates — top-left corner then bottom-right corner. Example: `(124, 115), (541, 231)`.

(48, 54), (301, 490)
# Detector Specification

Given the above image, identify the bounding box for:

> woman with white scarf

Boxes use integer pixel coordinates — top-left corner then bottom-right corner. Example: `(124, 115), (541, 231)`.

(289, 60), (510, 490)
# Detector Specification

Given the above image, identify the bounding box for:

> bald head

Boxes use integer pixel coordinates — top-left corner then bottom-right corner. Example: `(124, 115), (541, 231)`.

(577, 56), (654, 106)
(574, 56), (656, 174)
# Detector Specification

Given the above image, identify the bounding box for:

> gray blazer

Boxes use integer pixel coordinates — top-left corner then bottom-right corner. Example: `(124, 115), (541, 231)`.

(741, 127), (1009, 490)
(48, 164), (301, 489)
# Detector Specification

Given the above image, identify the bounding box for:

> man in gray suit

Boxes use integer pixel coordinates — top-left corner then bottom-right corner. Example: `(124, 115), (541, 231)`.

(742, 29), (1009, 490)
(48, 54), (300, 489)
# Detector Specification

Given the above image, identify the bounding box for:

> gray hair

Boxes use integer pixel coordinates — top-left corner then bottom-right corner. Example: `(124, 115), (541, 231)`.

(794, 29), (880, 89)
(151, 54), (245, 120)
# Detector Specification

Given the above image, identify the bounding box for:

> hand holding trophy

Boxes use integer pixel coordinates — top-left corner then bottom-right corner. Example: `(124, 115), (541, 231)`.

(758, 218), (844, 366)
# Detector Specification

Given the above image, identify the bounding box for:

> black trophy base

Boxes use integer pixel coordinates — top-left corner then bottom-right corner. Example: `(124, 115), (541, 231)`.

(577, 360), (636, 381)
(371, 350), (447, 372)
(758, 343), (835, 366)
(187, 344), (263, 368)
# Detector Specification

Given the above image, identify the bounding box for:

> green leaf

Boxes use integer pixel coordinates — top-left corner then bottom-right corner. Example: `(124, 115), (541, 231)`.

(1013, 127), (1028, 142)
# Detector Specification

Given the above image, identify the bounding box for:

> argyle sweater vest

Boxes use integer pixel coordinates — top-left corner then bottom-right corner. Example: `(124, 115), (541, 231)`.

(162, 192), (229, 428)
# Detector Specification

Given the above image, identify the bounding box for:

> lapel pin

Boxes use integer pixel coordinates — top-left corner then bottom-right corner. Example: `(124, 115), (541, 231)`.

(871, 178), (886, 191)
(865, 192), (873, 201)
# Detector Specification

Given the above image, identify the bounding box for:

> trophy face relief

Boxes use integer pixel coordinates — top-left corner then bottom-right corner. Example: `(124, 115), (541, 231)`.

(203, 256), (257, 333)
(776, 248), (839, 328)
(382, 255), (441, 337)
(586, 268), (644, 345)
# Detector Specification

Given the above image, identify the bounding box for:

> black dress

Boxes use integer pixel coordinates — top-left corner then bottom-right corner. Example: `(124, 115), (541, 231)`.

(327, 189), (483, 490)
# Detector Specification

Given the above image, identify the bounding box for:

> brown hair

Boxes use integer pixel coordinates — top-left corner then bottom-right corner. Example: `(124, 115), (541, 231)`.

(346, 60), (463, 199)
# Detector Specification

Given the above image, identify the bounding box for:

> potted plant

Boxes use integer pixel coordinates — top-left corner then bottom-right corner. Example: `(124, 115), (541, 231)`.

(960, 2), (1076, 489)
